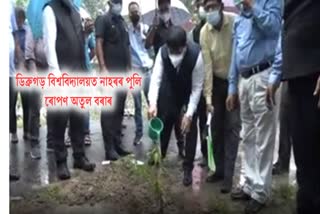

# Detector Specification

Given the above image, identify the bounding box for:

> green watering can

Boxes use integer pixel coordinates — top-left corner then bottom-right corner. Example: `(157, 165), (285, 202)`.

(148, 117), (164, 142)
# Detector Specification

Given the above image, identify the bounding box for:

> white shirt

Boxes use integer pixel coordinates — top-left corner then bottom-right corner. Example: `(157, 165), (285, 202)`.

(43, 6), (60, 74)
(148, 47), (205, 117)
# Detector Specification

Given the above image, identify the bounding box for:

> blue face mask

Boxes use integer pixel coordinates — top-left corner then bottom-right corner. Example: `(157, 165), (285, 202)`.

(206, 10), (221, 26)
(236, 3), (253, 18)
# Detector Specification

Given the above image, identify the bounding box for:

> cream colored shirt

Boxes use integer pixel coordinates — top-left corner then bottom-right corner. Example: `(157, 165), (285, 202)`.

(200, 12), (236, 105)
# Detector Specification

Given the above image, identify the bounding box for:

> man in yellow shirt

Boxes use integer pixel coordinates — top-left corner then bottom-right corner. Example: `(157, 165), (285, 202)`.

(200, 0), (241, 194)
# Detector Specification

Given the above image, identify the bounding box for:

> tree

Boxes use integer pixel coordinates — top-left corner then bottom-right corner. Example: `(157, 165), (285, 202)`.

(16, 0), (29, 8)
(83, 0), (108, 19)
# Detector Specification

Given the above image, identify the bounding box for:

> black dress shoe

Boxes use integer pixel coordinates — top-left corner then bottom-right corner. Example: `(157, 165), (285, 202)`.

(105, 148), (120, 161)
(115, 145), (131, 156)
(206, 174), (223, 183)
(183, 170), (193, 187)
(245, 199), (265, 214)
(220, 181), (232, 194)
(74, 157), (96, 172)
(57, 162), (71, 180)
(231, 189), (251, 201)
(10, 173), (20, 181)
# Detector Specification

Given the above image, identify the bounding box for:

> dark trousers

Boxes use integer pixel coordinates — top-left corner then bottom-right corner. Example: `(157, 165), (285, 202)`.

(276, 82), (292, 170)
(9, 77), (29, 135)
(197, 95), (207, 158)
(28, 89), (41, 147)
(48, 110), (86, 163)
(211, 77), (241, 184)
(288, 73), (320, 214)
(158, 109), (198, 171)
(101, 90), (127, 153)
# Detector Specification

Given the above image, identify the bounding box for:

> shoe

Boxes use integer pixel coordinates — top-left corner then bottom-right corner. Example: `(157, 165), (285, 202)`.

(65, 136), (71, 147)
(183, 170), (193, 187)
(115, 144), (131, 156)
(84, 134), (92, 146)
(177, 141), (185, 159)
(57, 162), (71, 180)
(245, 199), (265, 214)
(231, 189), (251, 201)
(105, 146), (120, 161)
(73, 156), (96, 172)
(133, 135), (142, 146)
(10, 173), (20, 181)
(30, 145), (41, 159)
(220, 181), (232, 194)
(11, 133), (18, 144)
(206, 174), (224, 183)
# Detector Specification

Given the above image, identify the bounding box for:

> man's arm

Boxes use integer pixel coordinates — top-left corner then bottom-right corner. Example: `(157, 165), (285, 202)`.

(148, 49), (164, 107)
(95, 16), (107, 72)
(228, 23), (239, 95)
(145, 26), (158, 49)
(199, 26), (213, 106)
(246, 0), (283, 37)
(25, 26), (37, 73)
(269, 33), (282, 85)
(185, 53), (205, 118)
(43, 6), (60, 74)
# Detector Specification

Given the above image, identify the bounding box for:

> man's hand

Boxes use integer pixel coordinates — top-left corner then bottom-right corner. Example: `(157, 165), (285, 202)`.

(206, 104), (214, 115)
(181, 114), (192, 135)
(226, 94), (239, 111)
(266, 83), (280, 110)
(148, 105), (158, 120)
(242, 0), (253, 10)
(313, 75), (320, 109)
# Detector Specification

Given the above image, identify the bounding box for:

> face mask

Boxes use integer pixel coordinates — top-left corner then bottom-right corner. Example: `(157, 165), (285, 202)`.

(159, 11), (171, 22)
(207, 10), (221, 26)
(169, 47), (186, 68)
(111, 3), (122, 15)
(234, 2), (253, 18)
(198, 6), (206, 20)
(130, 14), (140, 24)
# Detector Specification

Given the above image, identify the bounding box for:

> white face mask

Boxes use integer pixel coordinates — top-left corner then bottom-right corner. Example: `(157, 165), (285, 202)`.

(159, 11), (171, 22)
(111, 3), (122, 15)
(169, 48), (186, 68)
(207, 10), (221, 26)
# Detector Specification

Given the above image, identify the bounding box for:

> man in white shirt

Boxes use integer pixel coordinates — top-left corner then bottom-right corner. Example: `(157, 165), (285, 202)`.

(148, 26), (205, 186)
(43, 0), (95, 180)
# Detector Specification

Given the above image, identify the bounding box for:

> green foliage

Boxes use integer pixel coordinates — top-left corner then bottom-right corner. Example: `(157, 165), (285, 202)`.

(83, 0), (108, 19)
(16, 0), (28, 8)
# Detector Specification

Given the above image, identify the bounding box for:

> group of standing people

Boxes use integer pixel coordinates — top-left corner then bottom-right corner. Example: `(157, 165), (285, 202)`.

(8, 0), (320, 214)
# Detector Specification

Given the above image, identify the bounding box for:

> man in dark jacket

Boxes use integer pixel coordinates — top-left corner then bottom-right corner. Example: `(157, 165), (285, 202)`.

(282, 1), (320, 213)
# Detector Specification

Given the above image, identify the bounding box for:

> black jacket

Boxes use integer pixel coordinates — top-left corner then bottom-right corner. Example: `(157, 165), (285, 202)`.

(283, 0), (320, 79)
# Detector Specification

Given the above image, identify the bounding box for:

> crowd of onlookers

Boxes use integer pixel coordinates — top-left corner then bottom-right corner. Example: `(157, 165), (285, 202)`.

(9, 0), (320, 214)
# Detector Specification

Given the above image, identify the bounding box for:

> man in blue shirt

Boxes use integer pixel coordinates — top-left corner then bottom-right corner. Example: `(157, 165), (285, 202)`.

(127, 1), (153, 146)
(226, 0), (282, 213)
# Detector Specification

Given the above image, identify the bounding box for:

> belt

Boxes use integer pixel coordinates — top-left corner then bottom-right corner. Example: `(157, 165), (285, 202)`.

(241, 62), (272, 79)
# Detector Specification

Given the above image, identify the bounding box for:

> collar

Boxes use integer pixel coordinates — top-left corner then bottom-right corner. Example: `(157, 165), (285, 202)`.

(160, 19), (173, 28)
(208, 12), (230, 31)
(129, 22), (141, 33)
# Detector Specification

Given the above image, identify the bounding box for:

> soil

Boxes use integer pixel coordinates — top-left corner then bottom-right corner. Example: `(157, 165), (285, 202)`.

(10, 157), (296, 214)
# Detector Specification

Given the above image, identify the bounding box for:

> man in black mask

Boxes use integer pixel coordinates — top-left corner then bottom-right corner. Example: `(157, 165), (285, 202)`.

(148, 26), (205, 186)
(43, 0), (96, 180)
(145, 0), (186, 159)
(128, 1), (153, 146)
(95, 0), (131, 161)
